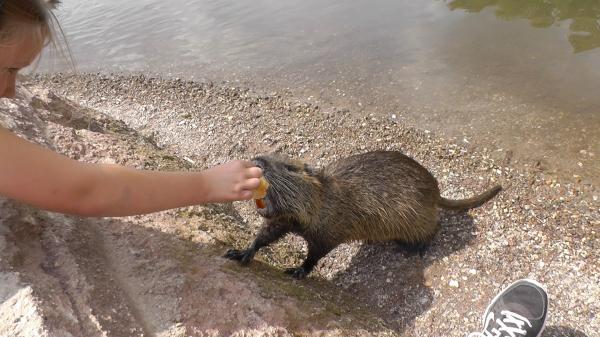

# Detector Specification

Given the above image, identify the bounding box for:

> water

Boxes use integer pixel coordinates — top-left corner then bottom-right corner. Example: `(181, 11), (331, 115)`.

(42, 0), (600, 185)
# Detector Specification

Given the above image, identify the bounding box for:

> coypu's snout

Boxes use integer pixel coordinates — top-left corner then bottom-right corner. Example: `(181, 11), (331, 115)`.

(251, 154), (320, 220)
(252, 156), (275, 177)
(252, 158), (265, 170)
(252, 156), (276, 218)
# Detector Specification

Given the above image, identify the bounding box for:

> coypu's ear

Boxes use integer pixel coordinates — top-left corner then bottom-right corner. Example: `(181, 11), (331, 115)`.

(303, 163), (317, 176)
(301, 163), (322, 188)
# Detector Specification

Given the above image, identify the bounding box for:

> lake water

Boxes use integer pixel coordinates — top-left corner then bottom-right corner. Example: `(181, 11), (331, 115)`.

(42, 0), (600, 185)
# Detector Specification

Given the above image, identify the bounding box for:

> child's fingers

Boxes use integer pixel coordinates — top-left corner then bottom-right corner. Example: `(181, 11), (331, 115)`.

(239, 190), (253, 200)
(241, 177), (261, 191)
(245, 166), (263, 179)
(240, 160), (258, 168)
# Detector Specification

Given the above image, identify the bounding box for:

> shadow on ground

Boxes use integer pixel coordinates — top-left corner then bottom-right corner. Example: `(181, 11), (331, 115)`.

(543, 326), (589, 337)
(1, 200), (399, 336)
(331, 209), (476, 332)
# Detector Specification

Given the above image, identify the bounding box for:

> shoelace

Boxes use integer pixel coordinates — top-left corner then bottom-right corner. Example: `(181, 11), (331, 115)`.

(468, 310), (533, 337)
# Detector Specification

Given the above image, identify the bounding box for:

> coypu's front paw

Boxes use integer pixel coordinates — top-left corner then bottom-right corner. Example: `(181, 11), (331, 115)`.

(224, 249), (255, 265)
(284, 267), (307, 279)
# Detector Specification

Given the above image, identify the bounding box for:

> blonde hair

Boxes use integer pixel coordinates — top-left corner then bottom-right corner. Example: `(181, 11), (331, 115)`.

(0, 0), (73, 68)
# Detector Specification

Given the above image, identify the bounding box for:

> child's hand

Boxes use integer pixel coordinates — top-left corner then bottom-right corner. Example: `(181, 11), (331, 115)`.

(201, 160), (263, 203)
(1, 126), (264, 214)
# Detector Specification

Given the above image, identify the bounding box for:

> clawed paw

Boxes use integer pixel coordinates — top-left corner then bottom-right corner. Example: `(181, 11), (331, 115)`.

(284, 267), (307, 279)
(224, 249), (253, 265)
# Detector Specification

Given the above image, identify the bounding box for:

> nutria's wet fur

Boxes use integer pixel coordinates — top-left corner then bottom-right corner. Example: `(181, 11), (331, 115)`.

(225, 151), (502, 279)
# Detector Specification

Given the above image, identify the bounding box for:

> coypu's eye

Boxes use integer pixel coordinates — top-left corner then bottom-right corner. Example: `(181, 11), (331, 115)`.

(284, 164), (300, 172)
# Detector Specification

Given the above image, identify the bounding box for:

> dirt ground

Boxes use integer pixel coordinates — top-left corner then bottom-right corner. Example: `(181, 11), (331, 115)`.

(0, 74), (598, 337)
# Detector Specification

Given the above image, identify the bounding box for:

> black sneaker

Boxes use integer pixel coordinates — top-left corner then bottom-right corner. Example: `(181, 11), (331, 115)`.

(469, 279), (549, 337)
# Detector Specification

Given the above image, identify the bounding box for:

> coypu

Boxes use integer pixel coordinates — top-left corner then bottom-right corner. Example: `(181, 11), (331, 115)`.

(225, 151), (501, 279)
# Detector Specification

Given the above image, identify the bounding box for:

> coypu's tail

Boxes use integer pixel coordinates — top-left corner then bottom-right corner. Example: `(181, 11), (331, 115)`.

(438, 185), (502, 210)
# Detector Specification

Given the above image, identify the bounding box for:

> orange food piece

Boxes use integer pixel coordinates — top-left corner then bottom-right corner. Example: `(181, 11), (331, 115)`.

(253, 177), (269, 209)
(252, 177), (269, 199)
(255, 199), (266, 209)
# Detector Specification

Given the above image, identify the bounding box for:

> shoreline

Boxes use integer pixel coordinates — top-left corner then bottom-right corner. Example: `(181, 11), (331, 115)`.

(31, 72), (599, 199)
(34, 67), (600, 189)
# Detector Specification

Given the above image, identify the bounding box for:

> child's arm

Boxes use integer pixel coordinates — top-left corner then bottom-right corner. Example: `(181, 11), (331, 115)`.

(0, 128), (262, 216)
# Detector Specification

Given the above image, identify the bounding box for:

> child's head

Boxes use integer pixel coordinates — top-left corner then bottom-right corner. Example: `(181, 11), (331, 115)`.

(0, 0), (59, 97)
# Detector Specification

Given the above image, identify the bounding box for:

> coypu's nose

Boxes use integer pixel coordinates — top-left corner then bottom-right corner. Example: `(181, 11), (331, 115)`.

(252, 158), (266, 171)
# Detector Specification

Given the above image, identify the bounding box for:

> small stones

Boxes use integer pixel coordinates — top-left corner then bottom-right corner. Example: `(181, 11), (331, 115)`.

(21, 74), (599, 337)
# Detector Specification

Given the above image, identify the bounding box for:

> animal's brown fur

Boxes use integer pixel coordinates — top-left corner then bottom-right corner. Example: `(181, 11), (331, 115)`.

(225, 151), (501, 279)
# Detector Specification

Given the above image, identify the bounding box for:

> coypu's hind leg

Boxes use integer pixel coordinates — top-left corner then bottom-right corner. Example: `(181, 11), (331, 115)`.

(285, 239), (336, 279)
(224, 220), (291, 266)
(394, 210), (439, 257)
(394, 240), (431, 257)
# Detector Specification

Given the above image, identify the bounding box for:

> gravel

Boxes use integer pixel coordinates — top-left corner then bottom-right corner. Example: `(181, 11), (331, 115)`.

(22, 73), (600, 337)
